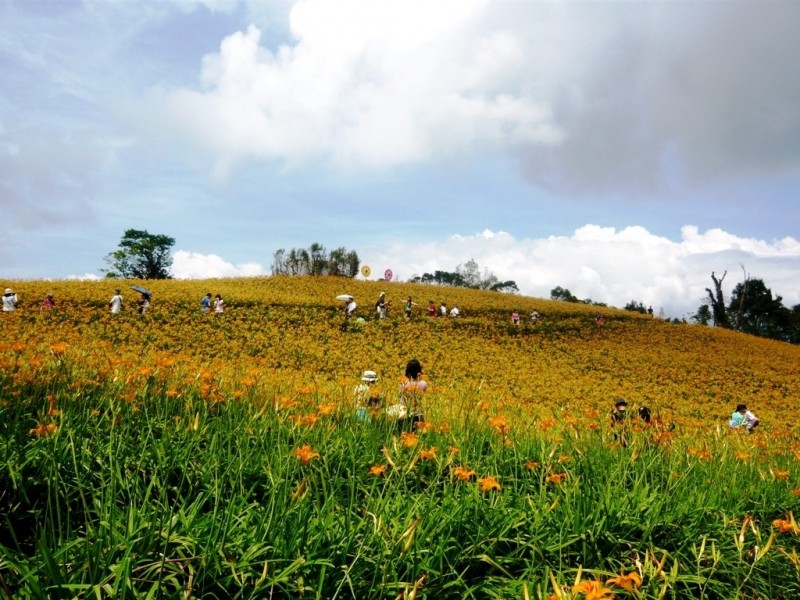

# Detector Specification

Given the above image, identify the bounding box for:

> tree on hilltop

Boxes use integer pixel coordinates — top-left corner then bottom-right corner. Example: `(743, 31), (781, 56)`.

(272, 243), (360, 278)
(104, 229), (175, 279)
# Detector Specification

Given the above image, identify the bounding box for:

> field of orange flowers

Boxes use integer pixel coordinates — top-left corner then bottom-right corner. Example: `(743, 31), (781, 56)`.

(1, 276), (799, 598)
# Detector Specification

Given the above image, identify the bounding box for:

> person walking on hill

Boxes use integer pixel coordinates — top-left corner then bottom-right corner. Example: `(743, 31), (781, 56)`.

(137, 293), (150, 314)
(375, 292), (387, 319)
(109, 289), (123, 314)
(405, 297), (414, 319)
(201, 292), (213, 313)
(214, 294), (225, 314)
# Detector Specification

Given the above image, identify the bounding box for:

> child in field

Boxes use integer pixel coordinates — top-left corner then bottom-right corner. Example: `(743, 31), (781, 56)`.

(729, 404), (759, 433)
(354, 370), (382, 421)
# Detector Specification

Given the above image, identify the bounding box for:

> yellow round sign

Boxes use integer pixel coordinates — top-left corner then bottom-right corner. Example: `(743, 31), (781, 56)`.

(360, 265), (372, 278)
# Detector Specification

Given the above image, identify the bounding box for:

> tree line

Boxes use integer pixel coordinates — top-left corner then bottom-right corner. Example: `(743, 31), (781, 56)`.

(271, 243), (360, 277)
(409, 259), (519, 293)
(693, 270), (800, 344)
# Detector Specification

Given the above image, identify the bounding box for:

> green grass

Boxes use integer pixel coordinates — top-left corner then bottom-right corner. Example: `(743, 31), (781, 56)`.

(1, 385), (799, 599)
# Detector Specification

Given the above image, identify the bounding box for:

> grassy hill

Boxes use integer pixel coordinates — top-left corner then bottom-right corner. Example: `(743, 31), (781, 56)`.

(1, 277), (799, 598)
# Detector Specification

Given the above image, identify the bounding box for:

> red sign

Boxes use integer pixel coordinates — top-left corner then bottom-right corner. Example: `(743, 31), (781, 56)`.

(384, 268), (393, 282)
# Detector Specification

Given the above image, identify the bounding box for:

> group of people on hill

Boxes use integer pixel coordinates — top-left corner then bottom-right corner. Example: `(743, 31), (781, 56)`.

(108, 289), (152, 314)
(200, 292), (225, 314)
(610, 397), (760, 446)
(3, 288), (63, 312)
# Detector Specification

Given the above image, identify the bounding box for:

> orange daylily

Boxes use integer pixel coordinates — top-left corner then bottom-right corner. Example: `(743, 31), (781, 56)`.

(29, 422), (58, 437)
(572, 579), (615, 599)
(368, 464), (387, 477)
(292, 444), (320, 465)
(419, 446), (438, 461)
(401, 431), (419, 448)
(478, 476), (501, 492)
(452, 466), (476, 482)
(607, 571), (642, 593)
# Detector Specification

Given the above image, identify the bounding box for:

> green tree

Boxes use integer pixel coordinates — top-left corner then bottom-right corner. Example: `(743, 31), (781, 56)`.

(692, 304), (713, 326)
(624, 300), (647, 314)
(550, 286), (579, 303)
(104, 229), (175, 279)
(727, 278), (788, 340)
(271, 243), (360, 278)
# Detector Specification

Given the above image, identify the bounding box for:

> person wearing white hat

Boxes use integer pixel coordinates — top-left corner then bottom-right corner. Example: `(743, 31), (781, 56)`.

(354, 370), (381, 421)
(3, 288), (18, 312)
(375, 292), (387, 319)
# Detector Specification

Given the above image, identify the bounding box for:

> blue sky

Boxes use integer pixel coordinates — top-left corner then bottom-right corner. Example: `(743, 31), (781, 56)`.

(2, 0), (799, 318)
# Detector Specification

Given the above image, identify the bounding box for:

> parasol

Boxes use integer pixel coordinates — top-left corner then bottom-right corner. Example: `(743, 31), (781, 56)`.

(130, 285), (152, 297)
(336, 294), (353, 302)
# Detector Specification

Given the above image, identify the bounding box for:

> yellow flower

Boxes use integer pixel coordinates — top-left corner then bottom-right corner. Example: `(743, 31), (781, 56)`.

(368, 464), (387, 477)
(488, 415), (510, 435)
(401, 431), (419, 448)
(572, 579), (615, 600)
(478, 476), (501, 492)
(29, 422), (58, 437)
(772, 515), (800, 534)
(773, 469), (790, 480)
(607, 571), (642, 593)
(49, 342), (68, 356)
(292, 444), (320, 465)
(415, 420), (435, 433)
(419, 446), (438, 461)
(316, 403), (337, 416)
(453, 465), (475, 482)
(524, 459), (540, 471)
(545, 472), (568, 485)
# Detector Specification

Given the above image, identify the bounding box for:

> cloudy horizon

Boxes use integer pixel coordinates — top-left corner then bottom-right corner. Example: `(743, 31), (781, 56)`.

(2, 0), (798, 320)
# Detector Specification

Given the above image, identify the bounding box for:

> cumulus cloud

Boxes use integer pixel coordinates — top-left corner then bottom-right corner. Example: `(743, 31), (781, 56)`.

(172, 250), (266, 278)
(148, 0), (800, 192)
(359, 225), (800, 318)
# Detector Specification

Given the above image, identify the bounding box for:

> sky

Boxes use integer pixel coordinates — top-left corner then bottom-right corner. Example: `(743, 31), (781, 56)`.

(2, 0), (799, 319)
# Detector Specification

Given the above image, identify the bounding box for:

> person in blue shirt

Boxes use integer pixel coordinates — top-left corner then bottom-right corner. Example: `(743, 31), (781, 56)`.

(201, 292), (212, 313)
(729, 404), (759, 433)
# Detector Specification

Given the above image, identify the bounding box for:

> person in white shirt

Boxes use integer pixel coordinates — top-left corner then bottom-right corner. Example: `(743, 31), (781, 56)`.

(449, 306), (459, 317)
(109, 289), (123, 314)
(3, 288), (18, 312)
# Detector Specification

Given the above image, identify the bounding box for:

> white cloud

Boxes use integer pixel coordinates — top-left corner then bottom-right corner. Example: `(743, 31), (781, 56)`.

(359, 225), (800, 319)
(171, 250), (266, 278)
(66, 273), (102, 281)
(144, 0), (800, 192)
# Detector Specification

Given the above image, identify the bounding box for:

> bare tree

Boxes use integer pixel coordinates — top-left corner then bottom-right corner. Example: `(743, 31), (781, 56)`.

(705, 271), (731, 328)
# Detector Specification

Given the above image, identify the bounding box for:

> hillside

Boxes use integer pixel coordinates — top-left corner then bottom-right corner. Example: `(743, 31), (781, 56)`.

(2, 276), (798, 433)
(2, 277), (800, 598)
